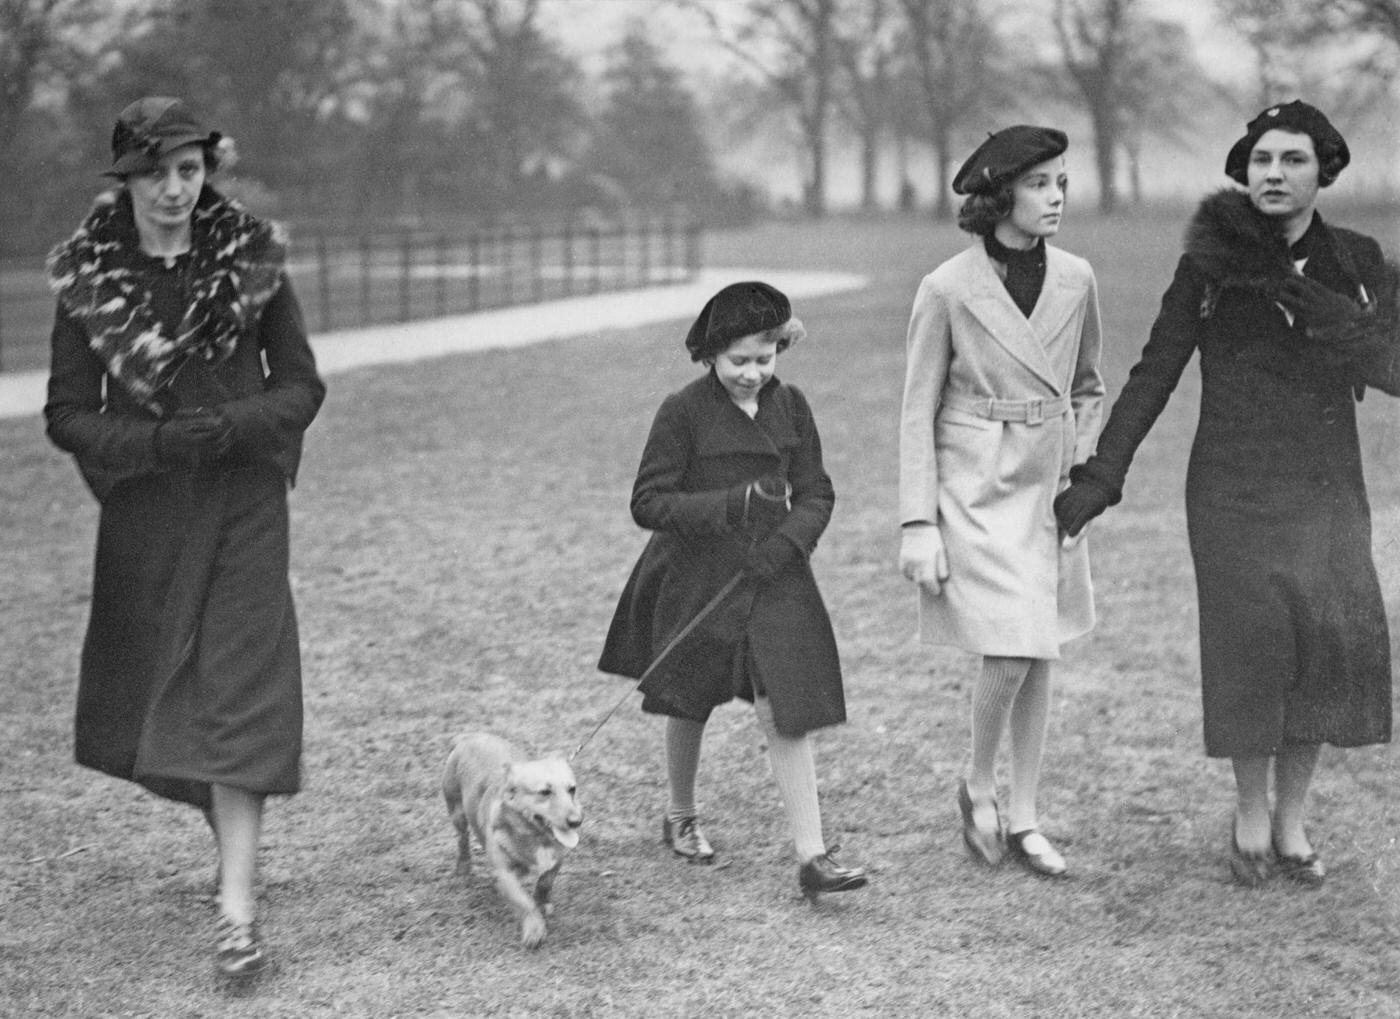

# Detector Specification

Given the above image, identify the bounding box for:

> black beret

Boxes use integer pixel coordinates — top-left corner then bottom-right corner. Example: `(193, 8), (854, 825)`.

(685, 281), (791, 362)
(952, 125), (1069, 196)
(107, 96), (222, 177)
(1224, 100), (1349, 185)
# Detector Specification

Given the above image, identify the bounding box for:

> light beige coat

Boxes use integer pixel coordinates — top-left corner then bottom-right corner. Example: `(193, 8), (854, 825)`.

(899, 242), (1105, 658)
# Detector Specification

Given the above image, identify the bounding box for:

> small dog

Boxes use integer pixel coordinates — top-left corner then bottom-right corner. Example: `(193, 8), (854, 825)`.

(441, 731), (583, 948)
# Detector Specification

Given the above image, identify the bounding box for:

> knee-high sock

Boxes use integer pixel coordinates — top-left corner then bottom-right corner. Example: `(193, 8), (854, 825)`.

(665, 716), (706, 820)
(969, 655), (1034, 799)
(1006, 659), (1051, 833)
(755, 696), (826, 861)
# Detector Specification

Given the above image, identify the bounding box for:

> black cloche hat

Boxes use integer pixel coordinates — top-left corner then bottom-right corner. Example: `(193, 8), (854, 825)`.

(106, 96), (222, 178)
(952, 125), (1069, 196)
(685, 281), (792, 362)
(1223, 99), (1350, 186)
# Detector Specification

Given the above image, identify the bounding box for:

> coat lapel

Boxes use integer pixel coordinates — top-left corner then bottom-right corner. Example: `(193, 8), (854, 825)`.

(693, 373), (797, 458)
(961, 247), (1062, 391)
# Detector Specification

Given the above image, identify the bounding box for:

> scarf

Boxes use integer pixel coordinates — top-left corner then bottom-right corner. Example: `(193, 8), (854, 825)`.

(46, 186), (287, 413)
(984, 233), (1046, 317)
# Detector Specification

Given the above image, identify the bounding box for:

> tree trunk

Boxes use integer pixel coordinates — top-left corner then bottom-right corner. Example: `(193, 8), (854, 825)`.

(860, 124), (879, 211)
(1092, 106), (1118, 214)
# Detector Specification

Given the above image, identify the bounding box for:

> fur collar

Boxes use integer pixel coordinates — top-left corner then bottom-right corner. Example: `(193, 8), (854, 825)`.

(46, 186), (286, 412)
(1184, 189), (1295, 291)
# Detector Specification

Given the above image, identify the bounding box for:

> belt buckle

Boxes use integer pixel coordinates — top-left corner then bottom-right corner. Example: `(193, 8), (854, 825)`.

(1025, 398), (1044, 425)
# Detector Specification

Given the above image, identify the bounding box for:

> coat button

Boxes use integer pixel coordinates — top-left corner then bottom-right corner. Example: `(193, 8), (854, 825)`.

(1321, 406), (1338, 424)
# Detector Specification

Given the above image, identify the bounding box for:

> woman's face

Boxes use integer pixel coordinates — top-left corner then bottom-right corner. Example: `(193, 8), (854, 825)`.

(711, 331), (779, 405)
(998, 155), (1067, 248)
(1247, 128), (1320, 221)
(127, 143), (206, 235)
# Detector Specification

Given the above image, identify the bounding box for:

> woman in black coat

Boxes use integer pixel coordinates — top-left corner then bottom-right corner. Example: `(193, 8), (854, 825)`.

(44, 97), (325, 976)
(1055, 101), (1397, 888)
(599, 281), (866, 897)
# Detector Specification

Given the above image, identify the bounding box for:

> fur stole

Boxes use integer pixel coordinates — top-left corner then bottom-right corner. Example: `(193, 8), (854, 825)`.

(46, 186), (287, 412)
(1183, 189), (1295, 316)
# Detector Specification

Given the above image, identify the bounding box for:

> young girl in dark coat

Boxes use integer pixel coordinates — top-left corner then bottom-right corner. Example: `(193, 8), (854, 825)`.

(599, 281), (867, 898)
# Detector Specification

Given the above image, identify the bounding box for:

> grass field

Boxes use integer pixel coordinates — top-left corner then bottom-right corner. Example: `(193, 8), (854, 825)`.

(3, 206), (1399, 1018)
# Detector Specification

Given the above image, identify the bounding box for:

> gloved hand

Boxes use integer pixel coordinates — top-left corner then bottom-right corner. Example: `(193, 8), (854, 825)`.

(899, 523), (949, 596)
(154, 409), (234, 470)
(1277, 275), (1364, 333)
(727, 475), (791, 533)
(744, 531), (803, 582)
(1053, 479), (1113, 538)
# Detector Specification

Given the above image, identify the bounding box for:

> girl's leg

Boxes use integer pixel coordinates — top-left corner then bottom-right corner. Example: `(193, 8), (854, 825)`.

(967, 655), (1034, 827)
(663, 716), (714, 860)
(211, 784), (264, 925)
(753, 696), (824, 861)
(1005, 659), (1052, 834)
(1272, 744), (1320, 859)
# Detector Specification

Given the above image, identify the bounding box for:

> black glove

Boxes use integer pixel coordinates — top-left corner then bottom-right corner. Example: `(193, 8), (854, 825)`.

(1053, 479), (1113, 538)
(1277, 275), (1364, 336)
(154, 410), (234, 470)
(744, 532), (804, 582)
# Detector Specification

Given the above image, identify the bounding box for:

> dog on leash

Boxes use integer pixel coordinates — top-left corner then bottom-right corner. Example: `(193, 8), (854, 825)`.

(441, 731), (583, 948)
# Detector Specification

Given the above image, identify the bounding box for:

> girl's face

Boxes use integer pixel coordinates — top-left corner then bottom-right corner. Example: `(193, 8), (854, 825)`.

(127, 143), (205, 237)
(997, 155), (1067, 248)
(711, 331), (778, 405)
(1247, 128), (1320, 222)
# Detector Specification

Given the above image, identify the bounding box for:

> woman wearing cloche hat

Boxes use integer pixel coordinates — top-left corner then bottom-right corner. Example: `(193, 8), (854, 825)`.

(44, 97), (324, 977)
(599, 280), (867, 898)
(898, 125), (1106, 878)
(1055, 100), (1399, 888)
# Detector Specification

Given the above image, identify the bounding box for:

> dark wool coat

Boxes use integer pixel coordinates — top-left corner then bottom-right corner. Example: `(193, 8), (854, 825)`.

(598, 370), (846, 737)
(45, 189), (325, 807)
(1078, 190), (1397, 757)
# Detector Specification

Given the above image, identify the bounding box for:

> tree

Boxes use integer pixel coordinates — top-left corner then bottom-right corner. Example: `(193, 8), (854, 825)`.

(832, 0), (900, 211)
(898, 0), (1008, 219)
(684, 0), (841, 217)
(1114, 19), (1208, 204)
(586, 22), (723, 213)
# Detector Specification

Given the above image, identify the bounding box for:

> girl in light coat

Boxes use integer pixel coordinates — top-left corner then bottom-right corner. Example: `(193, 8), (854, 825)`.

(898, 126), (1104, 877)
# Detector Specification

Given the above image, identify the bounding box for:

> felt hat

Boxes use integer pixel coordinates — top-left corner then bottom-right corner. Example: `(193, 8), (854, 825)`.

(1224, 100), (1349, 185)
(952, 125), (1069, 196)
(106, 96), (222, 177)
(685, 281), (792, 362)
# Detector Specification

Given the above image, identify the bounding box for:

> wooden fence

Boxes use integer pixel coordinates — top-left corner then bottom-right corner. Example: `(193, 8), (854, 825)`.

(0, 215), (702, 373)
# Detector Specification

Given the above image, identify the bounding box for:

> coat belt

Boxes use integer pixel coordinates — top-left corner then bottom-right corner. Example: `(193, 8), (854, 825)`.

(941, 392), (1070, 425)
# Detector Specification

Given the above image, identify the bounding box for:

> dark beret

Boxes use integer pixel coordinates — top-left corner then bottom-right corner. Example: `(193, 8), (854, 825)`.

(1224, 100), (1349, 185)
(952, 125), (1069, 196)
(685, 281), (791, 362)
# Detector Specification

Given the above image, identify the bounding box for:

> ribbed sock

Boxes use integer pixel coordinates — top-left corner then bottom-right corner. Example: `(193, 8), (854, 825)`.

(1007, 659), (1051, 833)
(665, 716), (705, 821)
(755, 697), (826, 861)
(968, 655), (1034, 799)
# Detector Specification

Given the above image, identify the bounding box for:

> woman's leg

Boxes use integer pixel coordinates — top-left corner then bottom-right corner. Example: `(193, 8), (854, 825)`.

(665, 716), (705, 822)
(1230, 756), (1272, 854)
(753, 696), (825, 861)
(211, 784), (264, 924)
(1272, 744), (1320, 858)
(1005, 659), (1052, 834)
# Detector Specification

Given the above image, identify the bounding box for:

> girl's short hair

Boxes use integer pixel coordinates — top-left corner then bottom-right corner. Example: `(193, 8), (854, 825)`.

(957, 188), (1015, 236)
(767, 316), (806, 353)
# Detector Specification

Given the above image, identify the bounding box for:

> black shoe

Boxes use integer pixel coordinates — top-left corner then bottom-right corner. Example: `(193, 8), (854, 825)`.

(661, 814), (715, 862)
(1273, 836), (1325, 888)
(798, 850), (868, 899)
(957, 779), (1003, 867)
(1006, 828), (1068, 878)
(1229, 822), (1274, 888)
(214, 915), (266, 979)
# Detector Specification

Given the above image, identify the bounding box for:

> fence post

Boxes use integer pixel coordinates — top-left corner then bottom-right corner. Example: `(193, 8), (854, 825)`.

(686, 219), (701, 279)
(468, 231), (481, 312)
(317, 233), (332, 331)
(359, 233), (373, 326)
(503, 223), (515, 307)
(531, 224), (543, 304)
(399, 229), (413, 322)
(639, 217), (651, 286)
(435, 233), (447, 318)
(563, 219), (574, 298)
(590, 223), (602, 294)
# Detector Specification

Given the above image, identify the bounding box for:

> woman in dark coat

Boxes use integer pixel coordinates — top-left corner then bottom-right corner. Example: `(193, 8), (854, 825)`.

(599, 281), (866, 897)
(1055, 101), (1397, 888)
(44, 97), (325, 976)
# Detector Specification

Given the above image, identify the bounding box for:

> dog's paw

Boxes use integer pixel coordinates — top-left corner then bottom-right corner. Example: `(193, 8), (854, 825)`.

(520, 913), (548, 949)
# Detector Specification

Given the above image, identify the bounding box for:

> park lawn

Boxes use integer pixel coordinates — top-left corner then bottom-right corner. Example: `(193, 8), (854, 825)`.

(2, 208), (1398, 1018)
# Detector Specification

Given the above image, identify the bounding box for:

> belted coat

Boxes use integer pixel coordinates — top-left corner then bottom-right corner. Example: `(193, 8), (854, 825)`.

(598, 370), (846, 737)
(900, 241), (1105, 658)
(1074, 191), (1396, 756)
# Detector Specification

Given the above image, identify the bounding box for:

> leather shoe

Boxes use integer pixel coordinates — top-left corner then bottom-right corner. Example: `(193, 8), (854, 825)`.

(1273, 837), (1325, 888)
(1006, 828), (1068, 878)
(662, 815), (715, 863)
(798, 850), (868, 900)
(1229, 823), (1274, 888)
(957, 779), (1003, 867)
